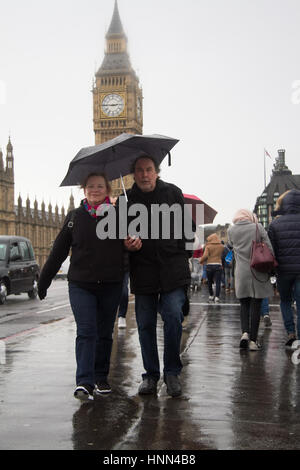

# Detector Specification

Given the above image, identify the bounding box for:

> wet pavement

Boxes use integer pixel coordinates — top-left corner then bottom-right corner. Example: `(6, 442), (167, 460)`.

(0, 286), (300, 451)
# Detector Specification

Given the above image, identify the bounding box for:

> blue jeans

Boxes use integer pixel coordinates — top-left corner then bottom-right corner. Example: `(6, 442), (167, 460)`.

(69, 281), (122, 387)
(135, 287), (186, 380)
(277, 274), (300, 338)
(118, 271), (129, 318)
(260, 297), (269, 317)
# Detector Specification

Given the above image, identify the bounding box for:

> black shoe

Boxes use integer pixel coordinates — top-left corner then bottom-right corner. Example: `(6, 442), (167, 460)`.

(164, 375), (182, 397)
(138, 377), (157, 395)
(95, 380), (111, 394)
(74, 384), (94, 401)
(285, 336), (297, 349)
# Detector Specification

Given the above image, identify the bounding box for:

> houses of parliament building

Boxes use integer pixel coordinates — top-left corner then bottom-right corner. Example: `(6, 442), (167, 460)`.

(0, 1), (143, 267)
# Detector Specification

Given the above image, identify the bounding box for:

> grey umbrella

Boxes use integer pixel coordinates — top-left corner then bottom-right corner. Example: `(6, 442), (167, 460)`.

(60, 133), (179, 187)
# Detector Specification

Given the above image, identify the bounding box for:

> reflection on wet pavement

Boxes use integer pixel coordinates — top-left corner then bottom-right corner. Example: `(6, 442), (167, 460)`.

(1, 290), (300, 450)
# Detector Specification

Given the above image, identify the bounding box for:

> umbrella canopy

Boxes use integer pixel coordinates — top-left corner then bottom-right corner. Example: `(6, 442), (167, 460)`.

(183, 194), (218, 225)
(60, 133), (179, 187)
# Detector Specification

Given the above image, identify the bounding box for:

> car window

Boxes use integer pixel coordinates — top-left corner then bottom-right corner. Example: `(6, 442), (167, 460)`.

(10, 243), (20, 260)
(19, 241), (31, 261)
(0, 243), (7, 261)
(27, 242), (35, 260)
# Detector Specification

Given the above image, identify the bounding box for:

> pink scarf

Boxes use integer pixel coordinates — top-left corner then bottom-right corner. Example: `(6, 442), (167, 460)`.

(83, 197), (110, 218)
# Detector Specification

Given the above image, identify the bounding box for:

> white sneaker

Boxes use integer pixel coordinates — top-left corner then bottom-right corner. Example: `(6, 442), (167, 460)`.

(263, 315), (272, 327)
(240, 332), (249, 349)
(118, 316), (126, 329)
(74, 385), (94, 401)
(249, 340), (262, 351)
(214, 297), (220, 303)
(208, 296), (214, 302)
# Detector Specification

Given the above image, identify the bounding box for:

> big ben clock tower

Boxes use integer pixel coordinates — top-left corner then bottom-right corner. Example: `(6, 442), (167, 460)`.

(93, 0), (143, 195)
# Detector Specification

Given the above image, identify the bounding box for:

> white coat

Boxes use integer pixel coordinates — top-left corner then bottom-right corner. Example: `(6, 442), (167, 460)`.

(227, 221), (274, 299)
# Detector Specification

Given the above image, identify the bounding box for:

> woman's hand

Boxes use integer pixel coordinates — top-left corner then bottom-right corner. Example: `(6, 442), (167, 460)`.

(124, 235), (142, 251)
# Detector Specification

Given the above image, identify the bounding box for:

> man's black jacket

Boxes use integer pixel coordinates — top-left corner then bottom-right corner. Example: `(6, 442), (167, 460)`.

(125, 179), (192, 295)
(268, 189), (300, 274)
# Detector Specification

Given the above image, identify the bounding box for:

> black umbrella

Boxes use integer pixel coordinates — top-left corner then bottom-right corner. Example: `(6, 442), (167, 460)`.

(60, 133), (179, 187)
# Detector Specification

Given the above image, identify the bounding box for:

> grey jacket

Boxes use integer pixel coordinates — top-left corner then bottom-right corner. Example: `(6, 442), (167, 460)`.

(227, 221), (274, 299)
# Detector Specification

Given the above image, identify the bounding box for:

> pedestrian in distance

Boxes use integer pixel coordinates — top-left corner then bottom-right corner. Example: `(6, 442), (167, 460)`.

(117, 270), (129, 329)
(199, 233), (225, 303)
(268, 189), (300, 350)
(110, 196), (130, 330)
(123, 155), (193, 398)
(222, 245), (235, 293)
(38, 173), (125, 401)
(190, 246), (203, 292)
(227, 209), (274, 351)
(260, 297), (272, 327)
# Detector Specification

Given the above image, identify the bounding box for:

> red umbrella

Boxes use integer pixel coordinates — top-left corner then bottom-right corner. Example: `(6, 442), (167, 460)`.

(183, 194), (217, 225)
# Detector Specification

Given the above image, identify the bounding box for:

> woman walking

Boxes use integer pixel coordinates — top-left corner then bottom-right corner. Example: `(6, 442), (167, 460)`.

(38, 173), (124, 401)
(227, 209), (274, 350)
(200, 233), (225, 303)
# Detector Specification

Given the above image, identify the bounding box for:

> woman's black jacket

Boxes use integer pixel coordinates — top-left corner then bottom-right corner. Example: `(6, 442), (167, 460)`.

(38, 204), (124, 294)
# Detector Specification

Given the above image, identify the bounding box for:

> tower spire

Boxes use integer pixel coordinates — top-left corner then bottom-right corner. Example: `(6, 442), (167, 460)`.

(6, 136), (14, 176)
(106, 0), (126, 38)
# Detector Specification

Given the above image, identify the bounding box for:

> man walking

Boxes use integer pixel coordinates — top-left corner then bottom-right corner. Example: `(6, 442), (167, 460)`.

(124, 156), (193, 397)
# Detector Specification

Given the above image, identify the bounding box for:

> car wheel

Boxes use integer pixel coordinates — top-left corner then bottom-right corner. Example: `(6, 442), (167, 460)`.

(0, 281), (7, 305)
(28, 279), (38, 299)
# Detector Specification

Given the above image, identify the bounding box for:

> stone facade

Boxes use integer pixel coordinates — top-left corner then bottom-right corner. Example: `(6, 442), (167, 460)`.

(0, 139), (74, 268)
(254, 149), (300, 229)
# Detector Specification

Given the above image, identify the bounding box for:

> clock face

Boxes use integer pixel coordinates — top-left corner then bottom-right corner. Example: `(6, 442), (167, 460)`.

(101, 94), (125, 117)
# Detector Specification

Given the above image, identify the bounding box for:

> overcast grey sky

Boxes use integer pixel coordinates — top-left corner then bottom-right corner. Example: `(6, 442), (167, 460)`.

(0, 0), (300, 224)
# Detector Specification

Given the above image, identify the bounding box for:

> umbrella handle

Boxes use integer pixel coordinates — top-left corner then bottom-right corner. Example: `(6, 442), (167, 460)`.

(120, 174), (128, 202)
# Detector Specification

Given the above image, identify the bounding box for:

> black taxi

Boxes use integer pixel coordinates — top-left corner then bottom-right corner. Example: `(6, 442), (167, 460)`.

(0, 236), (40, 304)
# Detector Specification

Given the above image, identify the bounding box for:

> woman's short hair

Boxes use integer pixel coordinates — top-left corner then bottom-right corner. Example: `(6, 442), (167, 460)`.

(130, 155), (161, 175)
(80, 172), (111, 194)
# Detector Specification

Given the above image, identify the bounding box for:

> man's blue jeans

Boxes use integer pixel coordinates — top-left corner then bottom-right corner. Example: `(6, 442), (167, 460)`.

(69, 281), (122, 387)
(135, 287), (186, 380)
(277, 274), (300, 338)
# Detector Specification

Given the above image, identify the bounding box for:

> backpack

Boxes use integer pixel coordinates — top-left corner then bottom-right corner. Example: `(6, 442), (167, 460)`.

(225, 250), (233, 267)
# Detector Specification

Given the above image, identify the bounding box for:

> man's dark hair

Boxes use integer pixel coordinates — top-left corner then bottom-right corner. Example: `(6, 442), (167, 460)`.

(130, 155), (161, 175)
